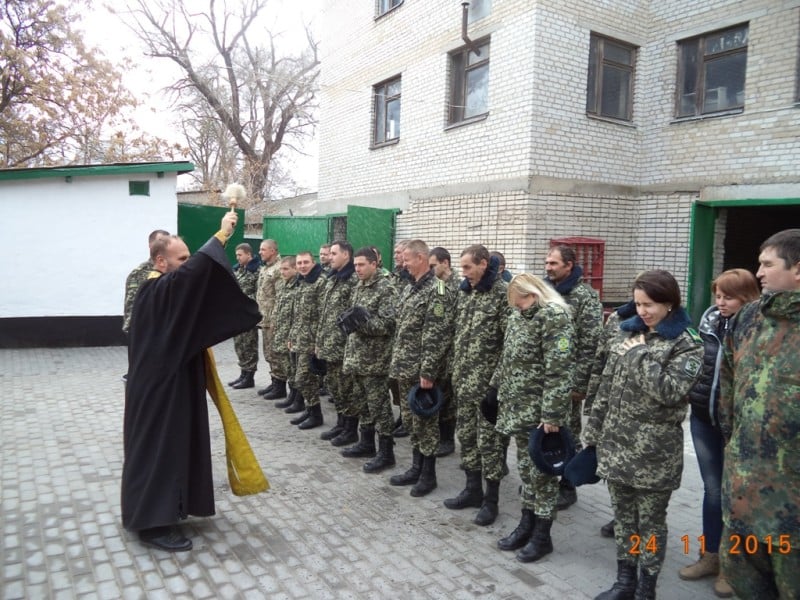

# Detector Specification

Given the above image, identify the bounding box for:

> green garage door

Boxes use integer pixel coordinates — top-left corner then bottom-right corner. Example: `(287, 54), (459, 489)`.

(346, 205), (399, 269)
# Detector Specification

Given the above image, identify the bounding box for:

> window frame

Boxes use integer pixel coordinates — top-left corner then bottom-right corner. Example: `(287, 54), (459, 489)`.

(675, 23), (749, 118)
(375, 0), (402, 19)
(447, 37), (491, 127)
(586, 33), (637, 123)
(371, 75), (402, 148)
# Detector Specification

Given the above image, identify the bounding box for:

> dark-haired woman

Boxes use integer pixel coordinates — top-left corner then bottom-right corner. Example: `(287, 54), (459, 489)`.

(583, 270), (704, 600)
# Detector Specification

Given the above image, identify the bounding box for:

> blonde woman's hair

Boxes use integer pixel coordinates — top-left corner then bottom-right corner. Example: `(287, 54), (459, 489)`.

(507, 273), (570, 310)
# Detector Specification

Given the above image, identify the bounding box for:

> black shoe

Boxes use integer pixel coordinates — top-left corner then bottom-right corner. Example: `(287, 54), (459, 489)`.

(633, 570), (658, 600)
(601, 519), (615, 538)
(392, 416), (409, 438)
(257, 378), (275, 396)
(516, 518), (553, 563)
(474, 479), (500, 526)
(363, 436), (396, 473)
(139, 525), (192, 552)
(595, 561), (638, 600)
(320, 413), (345, 440)
(498, 509), (535, 551)
(290, 410), (309, 425)
(122, 373), (128, 383)
(274, 386), (295, 409)
(556, 479), (577, 510)
(264, 379), (287, 400)
(228, 370), (245, 387)
(319, 387), (330, 396)
(284, 391), (305, 414)
(341, 428), (376, 458)
(435, 419), (456, 457)
(410, 455), (437, 497)
(330, 416), (359, 447)
(231, 370), (255, 389)
(389, 448), (422, 486)
(443, 470), (483, 510)
(298, 404), (323, 430)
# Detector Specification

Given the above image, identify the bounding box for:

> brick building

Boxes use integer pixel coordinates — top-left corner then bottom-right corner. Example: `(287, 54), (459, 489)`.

(316, 0), (800, 314)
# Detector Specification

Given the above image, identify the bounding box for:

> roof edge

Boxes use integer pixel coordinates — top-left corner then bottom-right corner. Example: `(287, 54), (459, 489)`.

(0, 161), (195, 182)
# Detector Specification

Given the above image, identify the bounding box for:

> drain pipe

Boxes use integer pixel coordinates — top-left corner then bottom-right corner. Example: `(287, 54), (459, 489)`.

(461, 2), (481, 55)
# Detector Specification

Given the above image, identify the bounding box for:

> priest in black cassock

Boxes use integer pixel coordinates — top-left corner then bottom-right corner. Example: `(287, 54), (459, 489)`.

(122, 211), (261, 551)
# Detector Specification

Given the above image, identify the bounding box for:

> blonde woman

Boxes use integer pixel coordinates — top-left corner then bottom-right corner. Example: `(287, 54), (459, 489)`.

(488, 274), (575, 562)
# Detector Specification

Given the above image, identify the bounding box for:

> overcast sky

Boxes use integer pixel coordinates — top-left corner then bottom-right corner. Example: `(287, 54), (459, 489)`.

(77, 0), (323, 193)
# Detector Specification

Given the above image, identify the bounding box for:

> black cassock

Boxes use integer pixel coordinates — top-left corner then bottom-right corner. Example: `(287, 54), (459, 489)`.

(122, 236), (261, 531)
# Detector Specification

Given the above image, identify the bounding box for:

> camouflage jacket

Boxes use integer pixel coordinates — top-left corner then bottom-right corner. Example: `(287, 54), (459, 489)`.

(273, 276), (299, 349)
(583, 309), (703, 491)
(288, 264), (326, 353)
(234, 258), (260, 300)
(546, 268), (603, 394)
(315, 263), (359, 363)
(490, 302), (574, 436)
(122, 259), (153, 333)
(343, 272), (398, 376)
(255, 255), (281, 327)
(451, 270), (510, 399)
(389, 269), (455, 382)
(719, 291), (800, 538)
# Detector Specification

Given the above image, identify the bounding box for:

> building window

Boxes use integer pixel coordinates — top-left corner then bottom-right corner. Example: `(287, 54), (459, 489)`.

(467, 0), (491, 23)
(677, 24), (748, 117)
(376, 0), (402, 17)
(586, 34), (636, 122)
(129, 181), (150, 196)
(448, 39), (490, 125)
(373, 76), (401, 146)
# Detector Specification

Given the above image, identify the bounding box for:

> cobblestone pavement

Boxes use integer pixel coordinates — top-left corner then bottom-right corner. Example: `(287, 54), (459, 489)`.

(1, 341), (729, 599)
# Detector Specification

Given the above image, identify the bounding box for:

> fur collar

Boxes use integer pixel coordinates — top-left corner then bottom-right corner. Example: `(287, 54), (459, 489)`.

(620, 307), (693, 339)
(546, 265), (583, 295)
(615, 299), (637, 319)
(329, 260), (355, 281)
(298, 263), (323, 284)
(460, 255), (500, 293)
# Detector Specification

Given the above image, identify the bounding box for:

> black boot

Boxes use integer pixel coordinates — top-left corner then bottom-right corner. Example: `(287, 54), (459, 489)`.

(410, 455), (437, 497)
(443, 470), (483, 510)
(557, 478), (577, 510)
(320, 413), (345, 440)
(363, 436), (396, 473)
(284, 390), (305, 414)
(274, 385), (295, 408)
(498, 509), (535, 551)
(633, 570), (657, 600)
(257, 377), (275, 396)
(594, 560), (638, 600)
(228, 370), (245, 387)
(298, 403), (323, 430)
(263, 379), (287, 400)
(601, 519), (615, 538)
(231, 370), (255, 389)
(436, 419), (456, 457)
(516, 517), (553, 563)
(389, 448), (422, 486)
(290, 410), (308, 425)
(341, 428), (376, 458)
(392, 416), (409, 438)
(330, 416), (359, 447)
(474, 479), (500, 526)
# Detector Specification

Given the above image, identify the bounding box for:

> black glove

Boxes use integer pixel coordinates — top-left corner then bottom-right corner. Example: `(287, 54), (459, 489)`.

(309, 354), (327, 376)
(480, 387), (498, 425)
(336, 305), (371, 335)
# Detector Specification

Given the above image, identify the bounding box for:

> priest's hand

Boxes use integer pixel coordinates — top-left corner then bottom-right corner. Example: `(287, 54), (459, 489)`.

(221, 211), (238, 237)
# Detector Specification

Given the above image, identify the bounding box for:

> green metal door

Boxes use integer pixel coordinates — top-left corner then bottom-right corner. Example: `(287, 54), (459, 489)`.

(687, 202), (717, 325)
(178, 203), (246, 264)
(346, 205), (399, 269)
(262, 216), (331, 260)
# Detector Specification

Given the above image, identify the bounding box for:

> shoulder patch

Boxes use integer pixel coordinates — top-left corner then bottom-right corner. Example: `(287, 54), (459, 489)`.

(556, 336), (571, 355)
(686, 327), (703, 345)
(684, 356), (701, 378)
(433, 302), (444, 317)
(147, 270), (162, 280)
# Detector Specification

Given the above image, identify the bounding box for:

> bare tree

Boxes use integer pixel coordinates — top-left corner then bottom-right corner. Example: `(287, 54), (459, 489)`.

(118, 0), (320, 204)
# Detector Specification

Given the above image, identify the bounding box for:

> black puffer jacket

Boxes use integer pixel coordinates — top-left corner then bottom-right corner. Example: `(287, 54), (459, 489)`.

(687, 305), (730, 425)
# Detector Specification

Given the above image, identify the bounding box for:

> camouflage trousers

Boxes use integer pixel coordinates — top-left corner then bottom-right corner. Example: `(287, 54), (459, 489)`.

(455, 386), (510, 481)
(608, 481), (672, 575)
(234, 327), (259, 371)
(325, 362), (358, 418)
(398, 378), (439, 457)
(514, 433), (559, 519)
(294, 351), (321, 407)
(439, 377), (457, 422)
(261, 325), (286, 380)
(272, 349), (292, 385)
(353, 374), (393, 436)
(567, 393), (583, 446)
(721, 524), (800, 600)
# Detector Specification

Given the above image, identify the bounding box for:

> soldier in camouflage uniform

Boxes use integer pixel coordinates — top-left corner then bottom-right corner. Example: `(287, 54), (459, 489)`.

(286, 251), (327, 429)
(315, 241), (360, 446)
(388, 240), (412, 437)
(443, 245), (511, 527)
(270, 257), (298, 410)
(229, 243), (261, 389)
(544, 244), (603, 509)
(342, 247), (398, 472)
(122, 229), (170, 335)
(388, 240), (455, 497)
(428, 247), (460, 457)
(718, 229), (800, 600)
(489, 274), (573, 563)
(584, 270), (703, 600)
(255, 240), (284, 399)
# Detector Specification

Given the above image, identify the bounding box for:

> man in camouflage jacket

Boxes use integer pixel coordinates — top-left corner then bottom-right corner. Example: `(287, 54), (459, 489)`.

(342, 247), (398, 472)
(444, 245), (511, 527)
(719, 229), (800, 600)
(388, 240), (455, 498)
(229, 243), (261, 389)
(122, 229), (170, 335)
(270, 257), (298, 408)
(255, 240), (283, 398)
(315, 241), (360, 446)
(544, 244), (603, 508)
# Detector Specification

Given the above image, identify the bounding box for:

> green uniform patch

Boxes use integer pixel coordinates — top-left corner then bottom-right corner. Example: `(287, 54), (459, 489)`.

(433, 302), (444, 317)
(556, 336), (571, 354)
